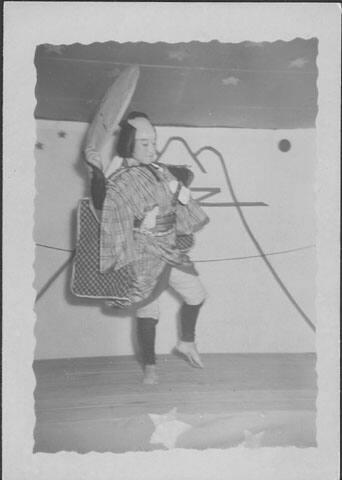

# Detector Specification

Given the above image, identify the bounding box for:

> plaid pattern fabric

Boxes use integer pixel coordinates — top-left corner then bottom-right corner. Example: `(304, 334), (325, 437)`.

(71, 164), (208, 308)
(176, 234), (194, 251)
(100, 164), (208, 273)
(71, 199), (194, 307)
(71, 199), (134, 307)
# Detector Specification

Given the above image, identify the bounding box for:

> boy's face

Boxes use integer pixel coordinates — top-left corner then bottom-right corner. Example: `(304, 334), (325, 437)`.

(129, 117), (157, 164)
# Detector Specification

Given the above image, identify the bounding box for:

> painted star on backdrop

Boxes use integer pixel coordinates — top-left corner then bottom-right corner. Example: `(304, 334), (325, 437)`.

(168, 48), (190, 62)
(244, 41), (266, 48)
(44, 44), (65, 55)
(35, 142), (44, 150)
(222, 76), (240, 86)
(57, 131), (67, 138)
(288, 57), (309, 68)
(107, 67), (122, 78)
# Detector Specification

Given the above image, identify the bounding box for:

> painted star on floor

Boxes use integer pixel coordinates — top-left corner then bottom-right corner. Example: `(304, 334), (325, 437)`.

(35, 142), (44, 150)
(149, 408), (192, 449)
(239, 429), (265, 448)
(58, 131), (67, 138)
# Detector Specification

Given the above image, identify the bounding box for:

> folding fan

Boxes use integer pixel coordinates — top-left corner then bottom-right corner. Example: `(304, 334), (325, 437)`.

(84, 64), (140, 170)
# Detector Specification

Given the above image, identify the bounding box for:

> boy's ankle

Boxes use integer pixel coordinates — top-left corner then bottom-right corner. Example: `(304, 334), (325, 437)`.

(143, 364), (158, 385)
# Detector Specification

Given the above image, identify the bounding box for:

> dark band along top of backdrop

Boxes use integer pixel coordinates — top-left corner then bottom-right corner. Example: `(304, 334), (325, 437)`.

(34, 39), (318, 129)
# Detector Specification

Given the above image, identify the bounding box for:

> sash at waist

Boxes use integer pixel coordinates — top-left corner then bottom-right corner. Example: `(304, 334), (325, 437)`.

(134, 212), (176, 234)
(155, 212), (176, 232)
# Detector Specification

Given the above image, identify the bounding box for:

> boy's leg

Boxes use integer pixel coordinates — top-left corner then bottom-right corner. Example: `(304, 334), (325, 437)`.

(136, 300), (159, 384)
(169, 268), (207, 367)
(179, 301), (204, 342)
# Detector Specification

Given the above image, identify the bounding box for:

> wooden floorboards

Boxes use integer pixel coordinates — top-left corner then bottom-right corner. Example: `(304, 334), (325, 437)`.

(33, 353), (317, 452)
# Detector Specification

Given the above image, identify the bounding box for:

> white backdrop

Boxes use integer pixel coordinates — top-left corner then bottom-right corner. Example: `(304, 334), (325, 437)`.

(34, 120), (316, 359)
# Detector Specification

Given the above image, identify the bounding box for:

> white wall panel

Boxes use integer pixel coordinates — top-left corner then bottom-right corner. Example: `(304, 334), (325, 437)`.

(34, 120), (316, 359)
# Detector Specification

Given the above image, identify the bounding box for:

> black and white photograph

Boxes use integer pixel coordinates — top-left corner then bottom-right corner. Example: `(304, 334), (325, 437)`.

(33, 38), (318, 453)
(3, 3), (340, 480)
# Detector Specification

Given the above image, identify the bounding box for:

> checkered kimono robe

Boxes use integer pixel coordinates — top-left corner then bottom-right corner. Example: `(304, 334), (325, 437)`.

(100, 163), (209, 304)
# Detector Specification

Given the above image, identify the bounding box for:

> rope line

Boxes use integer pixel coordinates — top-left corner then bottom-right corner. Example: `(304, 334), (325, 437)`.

(194, 245), (316, 263)
(36, 243), (73, 253)
(36, 93), (317, 112)
(35, 253), (75, 303)
(35, 242), (315, 263)
(199, 202), (268, 207)
(39, 56), (317, 75)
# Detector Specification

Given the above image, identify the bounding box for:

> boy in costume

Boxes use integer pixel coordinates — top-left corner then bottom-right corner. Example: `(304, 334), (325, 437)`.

(74, 67), (210, 384)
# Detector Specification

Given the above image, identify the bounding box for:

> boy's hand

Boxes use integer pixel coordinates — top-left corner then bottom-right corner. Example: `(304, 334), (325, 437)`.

(141, 206), (159, 231)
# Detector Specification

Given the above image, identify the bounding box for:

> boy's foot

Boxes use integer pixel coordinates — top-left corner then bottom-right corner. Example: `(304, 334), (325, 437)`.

(175, 341), (204, 368)
(143, 365), (159, 385)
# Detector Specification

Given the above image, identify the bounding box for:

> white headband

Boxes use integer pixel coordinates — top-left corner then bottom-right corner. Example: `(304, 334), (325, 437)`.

(127, 117), (155, 139)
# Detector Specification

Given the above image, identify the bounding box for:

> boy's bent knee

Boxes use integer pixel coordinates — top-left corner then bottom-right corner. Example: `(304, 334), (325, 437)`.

(181, 279), (207, 306)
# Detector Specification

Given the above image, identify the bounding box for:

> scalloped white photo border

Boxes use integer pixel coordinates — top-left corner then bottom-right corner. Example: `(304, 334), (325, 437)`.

(3, 3), (340, 480)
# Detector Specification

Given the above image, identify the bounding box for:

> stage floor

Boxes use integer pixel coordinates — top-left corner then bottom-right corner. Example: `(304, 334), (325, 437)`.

(33, 353), (317, 452)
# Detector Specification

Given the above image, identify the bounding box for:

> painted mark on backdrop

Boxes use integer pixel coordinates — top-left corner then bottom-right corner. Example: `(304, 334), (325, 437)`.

(158, 137), (315, 332)
(157, 136), (268, 208)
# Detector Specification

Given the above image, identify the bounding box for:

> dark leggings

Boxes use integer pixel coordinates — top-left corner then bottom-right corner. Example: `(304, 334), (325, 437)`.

(137, 301), (203, 365)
